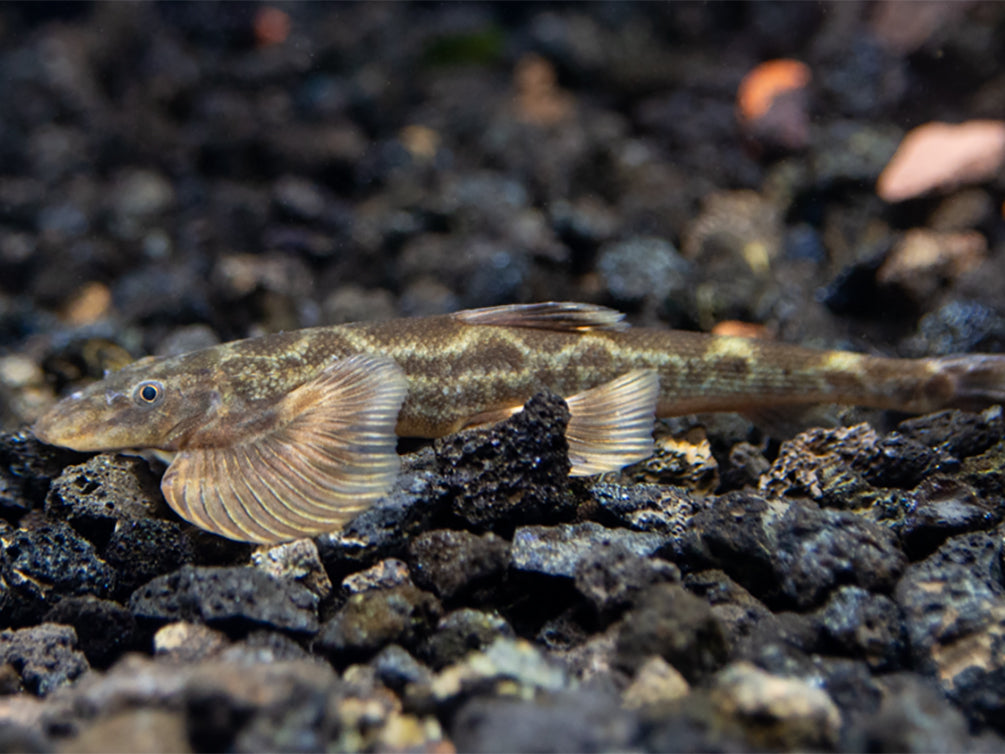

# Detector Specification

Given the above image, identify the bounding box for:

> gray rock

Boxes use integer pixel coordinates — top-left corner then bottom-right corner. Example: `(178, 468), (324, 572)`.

(1, 521), (116, 626)
(452, 690), (638, 753)
(616, 582), (728, 683)
(371, 644), (433, 691)
(418, 608), (515, 670)
(103, 519), (197, 600)
(438, 391), (574, 532)
(895, 530), (1005, 731)
(44, 454), (168, 547)
(43, 596), (137, 669)
(128, 566), (319, 635)
(314, 584), (441, 663)
(596, 236), (691, 305)
(407, 529), (509, 600)
(813, 585), (905, 670)
(573, 539), (679, 613)
(512, 522), (668, 579)
(0, 623), (88, 696)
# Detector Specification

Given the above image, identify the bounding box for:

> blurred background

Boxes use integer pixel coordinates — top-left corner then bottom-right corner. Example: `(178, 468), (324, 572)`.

(1, 1), (1004, 429)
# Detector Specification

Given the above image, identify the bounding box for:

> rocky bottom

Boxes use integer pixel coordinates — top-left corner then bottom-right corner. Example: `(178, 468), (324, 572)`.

(0, 392), (1004, 752)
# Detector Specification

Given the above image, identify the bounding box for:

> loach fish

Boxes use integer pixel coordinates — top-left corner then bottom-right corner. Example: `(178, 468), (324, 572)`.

(32, 301), (1005, 544)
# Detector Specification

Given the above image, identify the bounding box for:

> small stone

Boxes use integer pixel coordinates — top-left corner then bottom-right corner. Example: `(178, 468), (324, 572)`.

(153, 622), (230, 663)
(511, 522), (669, 579)
(622, 655), (690, 709)
(371, 645), (434, 692)
(0, 431), (87, 518)
(813, 586), (906, 671)
(418, 608), (515, 670)
(103, 519), (196, 599)
(437, 391), (573, 532)
(616, 583), (728, 682)
(596, 236), (690, 305)
(63, 709), (191, 754)
(315, 584), (441, 663)
(45, 454), (168, 547)
(252, 538), (333, 604)
(573, 540), (679, 613)
(711, 661), (842, 750)
(128, 565), (319, 635)
(589, 482), (707, 539)
(341, 558), (413, 595)
(877, 229), (986, 302)
(0, 623), (88, 697)
(898, 476), (1000, 558)
(272, 174), (326, 221)
(897, 407), (1004, 460)
(407, 529), (509, 600)
(1, 521), (116, 626)
(43, 596), (137, 669)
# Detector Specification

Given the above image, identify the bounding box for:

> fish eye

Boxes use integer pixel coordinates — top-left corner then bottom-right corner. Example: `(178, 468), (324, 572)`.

(133, 380), (165, 407)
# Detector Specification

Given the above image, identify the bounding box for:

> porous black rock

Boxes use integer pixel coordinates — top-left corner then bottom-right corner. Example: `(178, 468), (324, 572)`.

(0, 520), (116, 627)
(895, 530), (1005, 732)
(406, 529), (509, 601)
(43, 596), (138, 668)
(314, 584), (442, 663)
(813, 585), (906, 671)
(103, 518), (196, 599)
(896, 408), (1005, 460)
(436, 391), (574, 533)
(0, 430), (87, 519)
(0, 622), (88, 696)
(417, 608), (516, 670)
(510, 521), (669, 579)
(44, 453), (168, 548)
(615, 582), (729, 683)
(691, 494), (907, 609)
(897, 476), (1001, 559)
(451, 689), (639, 754)
(128, 565), (319, 636)
(573, 539), (680, 614)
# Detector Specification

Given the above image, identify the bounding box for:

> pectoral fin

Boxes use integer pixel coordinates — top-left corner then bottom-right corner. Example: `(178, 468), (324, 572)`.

(565, 370), (659, 476)
(160, 355), (408, 544)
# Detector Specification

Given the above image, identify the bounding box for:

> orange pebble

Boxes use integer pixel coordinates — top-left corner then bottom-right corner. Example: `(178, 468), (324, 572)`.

(254, 6), (290, 47)
(736, 59), (811, 124)
(711, 321), (769, 340)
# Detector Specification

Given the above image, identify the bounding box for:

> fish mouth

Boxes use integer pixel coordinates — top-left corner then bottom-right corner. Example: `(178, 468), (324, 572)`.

(32, 408), (101, 452)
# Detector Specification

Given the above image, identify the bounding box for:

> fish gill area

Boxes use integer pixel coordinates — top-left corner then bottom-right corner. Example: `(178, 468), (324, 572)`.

(2, 3), (1005, 752)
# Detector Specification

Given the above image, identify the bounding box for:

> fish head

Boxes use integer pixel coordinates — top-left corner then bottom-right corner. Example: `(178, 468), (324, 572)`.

(33, 351), (222, 452)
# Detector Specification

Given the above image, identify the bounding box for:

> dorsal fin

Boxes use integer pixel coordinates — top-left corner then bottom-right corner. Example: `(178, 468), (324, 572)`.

(160, 354), (407, 544)
(453, 302), (628, 333)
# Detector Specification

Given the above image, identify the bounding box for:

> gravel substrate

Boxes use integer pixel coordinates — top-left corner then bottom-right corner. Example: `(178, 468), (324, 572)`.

(2, 3), (1005, 752)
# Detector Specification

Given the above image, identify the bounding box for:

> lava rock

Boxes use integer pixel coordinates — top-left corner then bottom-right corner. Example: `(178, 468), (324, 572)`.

(451, 689), (639, 753)
(710, 661), (842, 751)
(813, 585), (906, 671)
(860, 431), (960, 489)
(371, 644), (434, 692)
(437, 391), (574, 533)
(615, 582), (728, 683)
(511, 522), (669, 579)
(44, 454), (168, 548)
(896, 408), (1004, 460)
(43, 596), (138, 668)
(588, 482), (707, 540)
(0, 431), (87, 518)
(61, 709), (191, 754)
(897, 476), (1001, 559)
(340, 558), (413, 596)
(0, 622), (88, 696)
(0, 520), (116, 626)
(407, 529), (509, 601)
(314, 584), (441, 663)
(251, 538), (333, 605)
(102, 518), (196, 600)
(849, 673), (1005, 753)
(895, 530), (1005, 731)
(573, 539), (680, 614)
(128, 565), (319, 636)
(417, 608), (516, 670)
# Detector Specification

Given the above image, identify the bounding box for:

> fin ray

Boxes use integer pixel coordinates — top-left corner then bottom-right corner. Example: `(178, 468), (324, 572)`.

(565, 370), (659, 476)
(454, 302), (628, 332)
(161, 354), (407, 544)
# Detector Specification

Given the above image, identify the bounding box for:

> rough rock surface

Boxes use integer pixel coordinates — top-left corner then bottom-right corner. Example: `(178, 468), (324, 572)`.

(2, 3), (1005, 751)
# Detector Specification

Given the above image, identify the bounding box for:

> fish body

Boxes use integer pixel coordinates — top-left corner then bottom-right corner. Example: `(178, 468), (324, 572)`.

(33, 302), (1005, 543)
